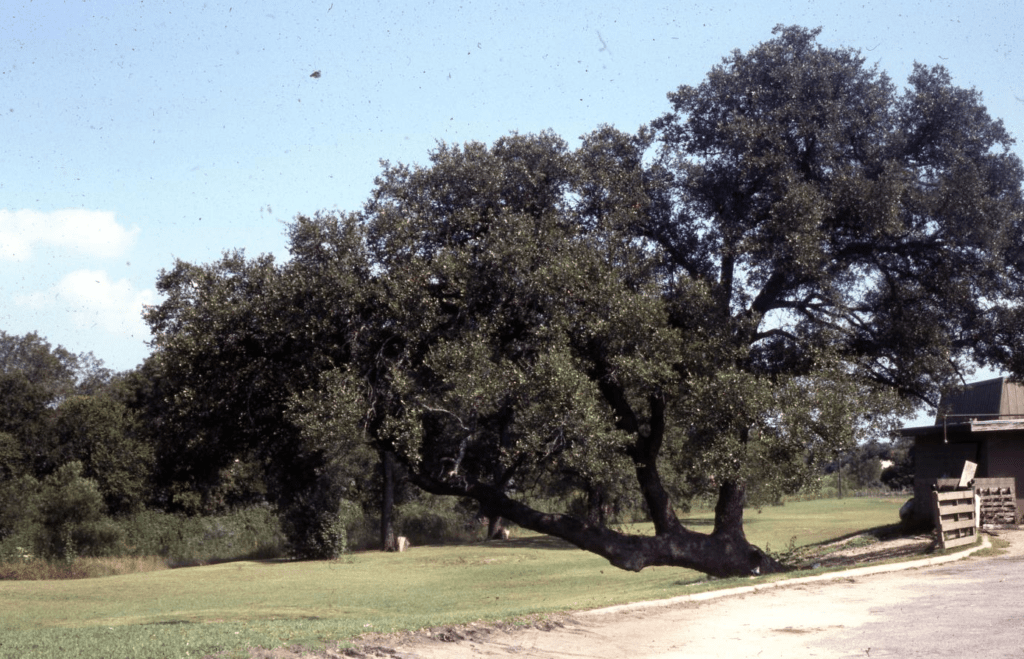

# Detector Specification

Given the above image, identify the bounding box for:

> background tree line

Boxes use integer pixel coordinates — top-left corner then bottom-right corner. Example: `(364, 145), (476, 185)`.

(2, 26), (1021, 577)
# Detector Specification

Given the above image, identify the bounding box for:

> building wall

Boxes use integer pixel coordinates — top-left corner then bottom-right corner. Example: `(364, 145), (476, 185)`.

(983, 436), (1024, 514)
(910, 437), (976, 524)
(910, 431), (1024, 523)
(914, 436), (978, 480)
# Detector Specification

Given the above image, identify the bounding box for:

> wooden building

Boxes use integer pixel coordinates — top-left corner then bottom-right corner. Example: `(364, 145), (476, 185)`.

(900, 377), (1024, 524)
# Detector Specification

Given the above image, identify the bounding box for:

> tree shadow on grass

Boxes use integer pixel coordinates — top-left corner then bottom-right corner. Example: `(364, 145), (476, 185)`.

(477, 517), (715, 552)
(781, 523), (937, 570)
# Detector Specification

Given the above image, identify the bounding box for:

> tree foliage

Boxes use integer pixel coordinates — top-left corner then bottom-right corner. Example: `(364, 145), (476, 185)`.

(33, 462), (123, 560)
(141, 232), (380, 555)
(647, 26), (1023, 398)
(0, 331), (123, 485)
(141, 26), (1024, 576)
(0, 331), (82, 478)
(52, 394), (153, 515)
(141, 252), (288, 511)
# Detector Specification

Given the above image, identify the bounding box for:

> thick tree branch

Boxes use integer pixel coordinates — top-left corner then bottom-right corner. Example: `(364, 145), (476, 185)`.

(406, 469), (783, 576)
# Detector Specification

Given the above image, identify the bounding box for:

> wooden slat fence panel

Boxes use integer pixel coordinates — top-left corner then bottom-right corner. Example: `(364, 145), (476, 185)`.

(935, 490), (973, 502)
(940, 518), (978, 532)
(933, 489), (978, 550)
(942, 533), (979, 549)
(936, 501), (974, 514)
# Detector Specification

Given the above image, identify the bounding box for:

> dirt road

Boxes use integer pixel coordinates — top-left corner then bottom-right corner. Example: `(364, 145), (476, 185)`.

(359, 531), (1024, 659)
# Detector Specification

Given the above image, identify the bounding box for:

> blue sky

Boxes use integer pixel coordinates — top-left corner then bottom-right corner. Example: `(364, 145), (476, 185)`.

(2, 0), (1022, 386)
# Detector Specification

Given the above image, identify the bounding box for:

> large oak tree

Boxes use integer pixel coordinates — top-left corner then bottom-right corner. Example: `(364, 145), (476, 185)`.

(329, 26), (1022, 577)
(145, 26), (1023, 576)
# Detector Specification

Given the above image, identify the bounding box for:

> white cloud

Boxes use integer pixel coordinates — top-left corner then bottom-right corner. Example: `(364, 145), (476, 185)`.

(59, 270), (158, 338)
(16, 270), (159, 340)
(0, 209), (140, 261)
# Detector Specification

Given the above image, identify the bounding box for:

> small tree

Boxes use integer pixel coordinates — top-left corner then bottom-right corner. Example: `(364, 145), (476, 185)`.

(143, 238), (388, 555)
(34, 462), (122, 561)
(52, 395), (153, 515)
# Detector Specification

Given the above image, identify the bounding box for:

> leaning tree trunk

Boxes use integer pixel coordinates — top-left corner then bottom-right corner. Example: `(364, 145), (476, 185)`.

(406, 387), (785, 577)
(410, 471), (783, 577)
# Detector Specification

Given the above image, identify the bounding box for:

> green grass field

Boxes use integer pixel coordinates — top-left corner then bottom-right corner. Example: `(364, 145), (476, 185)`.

(0, 497), (905, 659)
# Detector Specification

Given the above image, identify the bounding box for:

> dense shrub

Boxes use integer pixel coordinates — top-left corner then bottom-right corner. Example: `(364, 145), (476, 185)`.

(278, 464), (357, 559)
(394, 495), (483, 546)
(33, 462), (123, 561)
(0, 474), (41, 556)
(281, 497), (349, 559)
(337, 499), (377, 552)
(118, 506), (285, 565)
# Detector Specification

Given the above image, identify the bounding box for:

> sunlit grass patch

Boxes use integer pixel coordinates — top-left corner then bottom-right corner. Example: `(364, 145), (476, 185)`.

(0, 498), (908, 659)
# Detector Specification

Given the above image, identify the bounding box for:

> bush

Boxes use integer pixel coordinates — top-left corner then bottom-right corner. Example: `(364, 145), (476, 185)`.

(281, 499), (349, 559)
(1, 506), (285, 578)
(0, 469), (122, 565)
(395, 495), (482, 546)
(279, 466), (357, 559)
(278, 474), (351, 559)
(118, 506), (285, 565)
(338, 499), (378, 552)
(33, 462), (123, 561)
(0, 474), (42, 555)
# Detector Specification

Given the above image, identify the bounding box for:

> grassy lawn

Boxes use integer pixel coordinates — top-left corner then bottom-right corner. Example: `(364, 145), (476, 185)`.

(0, 497), (904, 659)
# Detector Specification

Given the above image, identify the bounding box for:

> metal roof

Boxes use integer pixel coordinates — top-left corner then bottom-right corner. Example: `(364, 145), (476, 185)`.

(935, 377), (1024, 423)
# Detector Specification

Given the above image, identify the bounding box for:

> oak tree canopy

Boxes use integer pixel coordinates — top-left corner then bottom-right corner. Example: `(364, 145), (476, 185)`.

(146, 26), (1024, 576)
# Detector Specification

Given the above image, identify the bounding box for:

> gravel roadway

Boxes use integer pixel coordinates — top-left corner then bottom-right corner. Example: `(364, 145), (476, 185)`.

(359, 530), (1024, 659)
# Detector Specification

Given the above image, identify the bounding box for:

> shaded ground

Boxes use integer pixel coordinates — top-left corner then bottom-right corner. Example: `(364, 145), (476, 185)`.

(785, 525), (936, 568)
(233, 529), (1020, 659)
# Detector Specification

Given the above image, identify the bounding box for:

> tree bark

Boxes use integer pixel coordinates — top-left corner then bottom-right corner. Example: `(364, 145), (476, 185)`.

(485, 513), (507, 540)
(630, 394), (685, 536)
(381, 449), (397, 552)
(585, 483), (608, 528)
(494, 374), (785, 577)
(481, 407), (513, 541)
(409, 471), (784, 577)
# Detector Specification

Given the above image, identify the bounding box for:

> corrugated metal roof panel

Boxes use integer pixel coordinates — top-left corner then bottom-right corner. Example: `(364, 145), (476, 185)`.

(936, 377), (1024, 423)
(1001, 378), (1024, 416)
